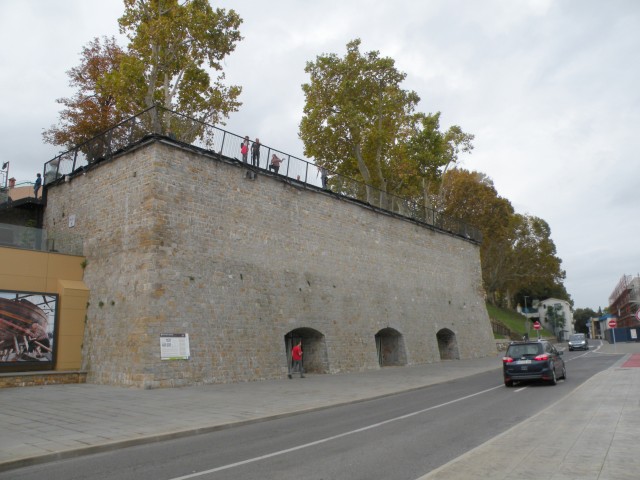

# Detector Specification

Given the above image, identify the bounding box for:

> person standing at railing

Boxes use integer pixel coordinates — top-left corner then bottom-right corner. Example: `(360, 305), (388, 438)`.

(34, 173), (42, 199)
(269, 154), (283, 174)
(317, 166), (328, 189)
(251, 138), (261, 167)
(241, 136), (249, 162)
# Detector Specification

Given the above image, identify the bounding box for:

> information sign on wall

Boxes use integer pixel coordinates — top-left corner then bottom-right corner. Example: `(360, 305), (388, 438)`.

(160, 333), (190, 360)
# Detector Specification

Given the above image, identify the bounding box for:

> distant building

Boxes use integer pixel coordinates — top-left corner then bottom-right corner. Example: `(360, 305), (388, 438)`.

(1, 178), (41, 202)
(608, 275), (640, 328)
(537, 298), (573, 341)
(516, 297), (574, 341)
(0, 178), (42, 229)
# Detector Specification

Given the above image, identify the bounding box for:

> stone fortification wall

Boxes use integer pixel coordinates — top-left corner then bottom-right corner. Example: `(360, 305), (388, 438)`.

(43, 139), (495, 387)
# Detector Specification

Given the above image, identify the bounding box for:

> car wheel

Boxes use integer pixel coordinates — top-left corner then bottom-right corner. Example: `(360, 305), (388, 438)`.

(505, 379), (513, 387)
(549, 363), (557, 385)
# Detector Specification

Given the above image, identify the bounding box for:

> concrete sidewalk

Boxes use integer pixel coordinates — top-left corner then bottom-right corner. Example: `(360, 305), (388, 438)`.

(421, 342), (640, 480)
(1, 341), (638, 477)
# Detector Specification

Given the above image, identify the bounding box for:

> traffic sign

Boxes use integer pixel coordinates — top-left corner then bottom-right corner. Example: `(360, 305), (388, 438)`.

(608, 318), (617, 328)
(533, 321), (541, 330)
(636, 310), (640, 322)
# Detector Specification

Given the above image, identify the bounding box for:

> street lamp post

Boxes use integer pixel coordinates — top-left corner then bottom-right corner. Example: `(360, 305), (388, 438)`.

(524, 296), (530, 335)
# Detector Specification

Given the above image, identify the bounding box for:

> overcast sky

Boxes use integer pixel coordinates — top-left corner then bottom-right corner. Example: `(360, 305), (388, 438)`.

(1, 0), (638, 311)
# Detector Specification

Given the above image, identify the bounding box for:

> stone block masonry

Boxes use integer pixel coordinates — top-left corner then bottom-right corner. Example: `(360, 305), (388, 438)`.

(0, 371), (87, 388)
(43, 138), (496, 387)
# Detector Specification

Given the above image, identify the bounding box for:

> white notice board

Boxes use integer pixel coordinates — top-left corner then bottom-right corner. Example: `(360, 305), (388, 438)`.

(160, 333), (190, 360)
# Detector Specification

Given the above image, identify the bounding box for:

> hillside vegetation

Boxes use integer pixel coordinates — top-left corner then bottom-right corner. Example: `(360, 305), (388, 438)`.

(486, 302), (552, 338)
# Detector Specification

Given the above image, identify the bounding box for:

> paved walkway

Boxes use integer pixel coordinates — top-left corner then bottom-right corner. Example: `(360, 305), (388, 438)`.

(421, 342), (640, 480)
(1, 341), (638, 479)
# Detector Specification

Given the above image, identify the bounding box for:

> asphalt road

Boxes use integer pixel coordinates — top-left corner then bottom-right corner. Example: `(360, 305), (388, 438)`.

(3, 350), (620, 480)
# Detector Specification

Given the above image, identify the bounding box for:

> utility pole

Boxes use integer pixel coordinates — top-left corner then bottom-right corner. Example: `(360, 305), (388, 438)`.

(524, 296), (530, 335)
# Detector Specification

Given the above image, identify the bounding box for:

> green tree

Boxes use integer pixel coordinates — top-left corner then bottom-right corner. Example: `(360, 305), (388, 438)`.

(45, 0), (243, 149)
(492, 214), (567, 308)
(399, 113), (474, 212)
(115, 0), (243, 130)
(300, 39), (473, 210)
(299, 39), (420, 206)
(509, 214), (566, 304)
(546, 304), (566, 338)
(573, 307), (597, 334)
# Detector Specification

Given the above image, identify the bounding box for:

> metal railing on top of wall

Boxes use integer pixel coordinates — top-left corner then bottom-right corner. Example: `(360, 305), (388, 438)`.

(43, 106), (481, 243)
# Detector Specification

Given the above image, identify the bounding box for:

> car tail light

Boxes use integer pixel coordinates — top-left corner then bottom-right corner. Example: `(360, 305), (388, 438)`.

(534, 354), (549, 361)
(502, 357), (514, 363)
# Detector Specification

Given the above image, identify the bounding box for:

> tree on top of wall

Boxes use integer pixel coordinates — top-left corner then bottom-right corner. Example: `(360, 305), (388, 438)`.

(299, 39), (473, 210)
(437, 168), (568, 309)
(43, 37), (130, 150)
(44, 0), (244, 149)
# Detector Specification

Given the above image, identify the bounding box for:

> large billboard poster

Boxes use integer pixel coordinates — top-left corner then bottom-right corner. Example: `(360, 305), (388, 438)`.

(0, 291), (58, 368)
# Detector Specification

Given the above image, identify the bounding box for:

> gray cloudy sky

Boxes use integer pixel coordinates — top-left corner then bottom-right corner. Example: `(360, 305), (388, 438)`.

(1, 0), (638, 311)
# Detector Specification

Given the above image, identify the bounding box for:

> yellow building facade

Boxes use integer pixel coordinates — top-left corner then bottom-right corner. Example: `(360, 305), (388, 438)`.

(0, 245), (88, 378)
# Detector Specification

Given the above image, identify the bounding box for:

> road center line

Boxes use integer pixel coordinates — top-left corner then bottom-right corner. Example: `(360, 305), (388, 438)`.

(168, 384), (504, 480)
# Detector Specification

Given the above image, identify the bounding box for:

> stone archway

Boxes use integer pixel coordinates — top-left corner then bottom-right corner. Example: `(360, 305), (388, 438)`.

(436, 328), (460, 360)
(284, 327), (328, 374)
(375, 327), (407, 366)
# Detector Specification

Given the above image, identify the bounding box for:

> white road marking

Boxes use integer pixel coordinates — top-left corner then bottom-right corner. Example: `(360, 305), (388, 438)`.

(568, 350), (592, 361)
(577, 340), (620, 356)
(167, 384), (504, 480)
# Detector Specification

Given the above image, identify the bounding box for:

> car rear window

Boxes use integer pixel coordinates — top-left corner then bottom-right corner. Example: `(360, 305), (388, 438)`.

(507, 343), (542, 357)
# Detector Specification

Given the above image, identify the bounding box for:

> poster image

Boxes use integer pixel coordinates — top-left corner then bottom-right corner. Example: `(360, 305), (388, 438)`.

(0, 291), (57, 366)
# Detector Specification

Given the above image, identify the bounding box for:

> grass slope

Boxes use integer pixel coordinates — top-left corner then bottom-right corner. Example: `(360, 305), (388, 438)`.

(486, 302), (552, 338)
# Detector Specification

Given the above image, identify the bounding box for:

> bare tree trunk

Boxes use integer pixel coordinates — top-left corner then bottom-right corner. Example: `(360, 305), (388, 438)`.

(146, 42), (161, 133)
(422, 177), (433, 223)
(373, 145), (388, 208)
(354, 144), (375, 204)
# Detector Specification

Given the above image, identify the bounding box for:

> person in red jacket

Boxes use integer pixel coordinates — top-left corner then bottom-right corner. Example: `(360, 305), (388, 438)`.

(240, 136), (249, 163)
(288, 340), (305, 379)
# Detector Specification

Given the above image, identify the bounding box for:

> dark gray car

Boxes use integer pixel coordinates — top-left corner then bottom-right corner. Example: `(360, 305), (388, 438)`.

(568, 333), (589, 351)
(503, 340), (566, 387)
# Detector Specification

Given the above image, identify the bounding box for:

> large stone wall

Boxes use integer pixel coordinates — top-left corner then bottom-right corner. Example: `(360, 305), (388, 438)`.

(43, 138), (496, 388)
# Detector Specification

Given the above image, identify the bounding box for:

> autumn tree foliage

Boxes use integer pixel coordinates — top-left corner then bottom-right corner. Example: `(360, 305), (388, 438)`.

(299, 39), (473, 209)
(439, 169), (568, 307)
(43, 37), (129, 149)
(44, 0), (243, 149)
(439, 169), (514, 303)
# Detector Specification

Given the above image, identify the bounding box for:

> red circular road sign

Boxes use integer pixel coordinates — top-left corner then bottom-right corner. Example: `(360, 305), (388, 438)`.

(636, 310), (640, 322)
(608, 318), (617, 328)
(533, 321), (541, 330)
